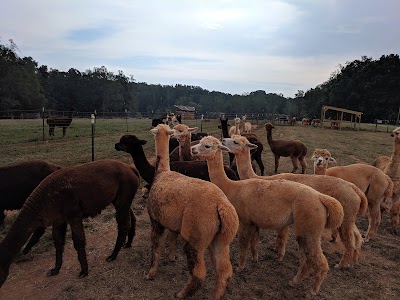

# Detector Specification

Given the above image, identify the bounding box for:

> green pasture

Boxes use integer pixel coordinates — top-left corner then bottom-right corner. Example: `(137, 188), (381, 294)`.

(0, 117), (397, 173)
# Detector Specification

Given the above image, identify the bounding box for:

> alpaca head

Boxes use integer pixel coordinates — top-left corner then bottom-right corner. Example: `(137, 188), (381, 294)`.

(115, 134), (147, 152)
(234, 117), (241, 125)
(391, 127), (400, 140)
(150, 124), (174, 137)
(191, 136), (230, 160)
(172, 124), (198, 141)
(311, 148), (337, 168)
(222, 135), (258, 156)
(265, 123), (275, 131)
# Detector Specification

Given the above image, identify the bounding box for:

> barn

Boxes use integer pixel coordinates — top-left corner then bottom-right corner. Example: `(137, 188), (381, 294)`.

(174, 105), (196, 120)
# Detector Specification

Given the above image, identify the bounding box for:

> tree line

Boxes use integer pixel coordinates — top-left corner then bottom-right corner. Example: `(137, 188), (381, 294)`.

(1, 40), (399, 123)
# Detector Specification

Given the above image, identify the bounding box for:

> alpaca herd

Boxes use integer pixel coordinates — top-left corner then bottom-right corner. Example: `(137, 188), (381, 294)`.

(0, 119), (399, 299)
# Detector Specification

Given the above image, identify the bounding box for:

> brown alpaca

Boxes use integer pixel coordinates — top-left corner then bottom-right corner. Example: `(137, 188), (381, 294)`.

(223, 135), (367, 268)
(169, 124), (199, 161)
(312, 148), (394, 242)
(192, 136), (344, 298)
(265, 122), (308, 173)
(0, 159), (140, 287)
(145, 124), (239, 300)
(372, 127), (400, 229)
(46, 107), (76, 137)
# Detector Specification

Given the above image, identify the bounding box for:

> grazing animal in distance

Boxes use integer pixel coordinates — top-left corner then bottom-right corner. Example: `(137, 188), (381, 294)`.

(191, 136), (344, 298)
(241, 115), (252, 133)
(0, 160), (61, 226)
(265, 122), (308, 173)
(145, 124), (239, 300)
(311, 119), (322, 127)
(46, 107), (76, 137)
(0, 159), (140, 288)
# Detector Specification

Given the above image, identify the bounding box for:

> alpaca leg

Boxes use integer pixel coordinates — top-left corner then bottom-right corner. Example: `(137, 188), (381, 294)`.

(250, 226), (260, 262)
(306, 242), (329, 298)
(299, 156), (307, 174)
(145, 220), (166, 280)
(364, 204), (381, 242)
(290, 236), (309, 285)
(124, 208), (136, 248)
(353, 225), (363, 264)
(175, 242), (206, 299)
(209, 241), (233, 300)
(276, 227), (289, 261)
(330, 228), (338, 242)
(167, 230), (179, 262)
(389, 193), (400, 229)
(336, 225), (356, 268)
(23, 226), (46, 254)
(255, 156), (265, 176)
(237, 224), (253, 272)
(70, 219), (89, 278)
(274, 155), (280, 173)
(48, 223), (68, 276)
(290, 156), (299, 173)
(107, 207), (130, 261)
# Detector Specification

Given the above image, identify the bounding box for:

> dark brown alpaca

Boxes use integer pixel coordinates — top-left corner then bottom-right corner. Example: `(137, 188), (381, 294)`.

(46, 107), (76, 137)
(219, 117), (265, 175)
(265, 122), (308, 173)
(0, 159), (140, 288)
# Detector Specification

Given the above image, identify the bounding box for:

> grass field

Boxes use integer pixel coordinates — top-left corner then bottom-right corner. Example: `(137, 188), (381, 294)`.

(0, 118), (399, 300)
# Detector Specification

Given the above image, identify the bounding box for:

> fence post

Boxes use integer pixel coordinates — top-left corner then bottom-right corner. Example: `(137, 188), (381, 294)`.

(201, 114), (204, 132)
(91, 114), (96, 161)
(125, 109), (128, 132)
(42, 107), (45, 141)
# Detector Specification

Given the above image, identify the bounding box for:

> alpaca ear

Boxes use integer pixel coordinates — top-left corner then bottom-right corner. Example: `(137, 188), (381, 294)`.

(150, 128), (158, 135)
(140, 140), (147, 145)
(188, 127), (198, 132)
(310, 155), (318, 161)
(218, 144), (231, 152)
(246, 143), (258, 149)
(328, 157), (337, 165)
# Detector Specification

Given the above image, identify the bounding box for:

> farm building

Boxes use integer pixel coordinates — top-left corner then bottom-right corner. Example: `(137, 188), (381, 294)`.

(174, 105), (196, 119)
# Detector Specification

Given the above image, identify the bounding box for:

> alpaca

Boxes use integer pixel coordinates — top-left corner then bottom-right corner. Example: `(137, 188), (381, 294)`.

(372, 127), (400, 229)
(223, 135), (367, 268)
(115, 134), (239, 261)
(169, 124), (199, 161)
(311, 119), (322, 127)
(302, 118), (311, 125)
(0, 159), (140, 287)
(46, 107), (76, 137)
(169, 132), (208, 154)
(312, 148), (394, 242)
(219, 116), (265, 175)
(265, 122), (308, 173)
(0, 160), (61, 226)
(191, 136), (344, 298)
(290, 117), (297, 126)
(228, 117), (241, 137)
(145, 124), (239, 300)
(241, 115), (252, 133)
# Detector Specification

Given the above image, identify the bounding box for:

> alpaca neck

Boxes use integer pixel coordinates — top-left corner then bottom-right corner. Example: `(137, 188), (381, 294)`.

(386, 139), (400, 180)
(221, 121), (229, 138)
(155, 134), (171, 173)
(235, 122), (240, 134)
(235, 150), (258, 179)
(205, 151), (235, 195)
(314, 164), (327, 175)
(128, 146), (155, 184)
(178, 133), (192, 161)
(0, 206), (37, 271)
(266, 129), (274, 146)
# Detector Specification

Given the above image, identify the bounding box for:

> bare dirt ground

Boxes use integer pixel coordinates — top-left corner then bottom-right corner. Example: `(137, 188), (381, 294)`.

(0, 190), (399, 300)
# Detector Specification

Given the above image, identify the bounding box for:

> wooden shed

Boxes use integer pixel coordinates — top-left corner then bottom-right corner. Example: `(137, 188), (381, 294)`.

(174, 105), (196, 120)
(321, 105), (363, 130)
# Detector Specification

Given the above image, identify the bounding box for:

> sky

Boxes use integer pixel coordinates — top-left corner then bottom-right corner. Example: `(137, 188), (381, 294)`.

(1, 0), (399, 97)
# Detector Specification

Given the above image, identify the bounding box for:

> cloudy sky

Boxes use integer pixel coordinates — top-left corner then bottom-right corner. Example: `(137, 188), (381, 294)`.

(1, 0), (399, 97)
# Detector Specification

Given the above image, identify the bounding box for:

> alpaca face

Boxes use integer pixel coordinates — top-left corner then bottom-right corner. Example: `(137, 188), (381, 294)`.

(311, 149), (336, 166)
(222, 135), (257, 155)
(172, 124), (198, 141)
(391, 127), (400, 140)
(191, 136), (229, 159)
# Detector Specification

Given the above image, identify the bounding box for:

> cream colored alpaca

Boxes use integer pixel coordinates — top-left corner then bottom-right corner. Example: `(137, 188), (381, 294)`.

(146, 124), (239, 300)
(241, 115), (252, 133)
(372, 127), (400, 228)
(191, 136), (344, 298)
(223, 135), (367, 268)
(312, 148), (394, 242)
(169, 124), (199, 161)
(228, 117), (241, 137)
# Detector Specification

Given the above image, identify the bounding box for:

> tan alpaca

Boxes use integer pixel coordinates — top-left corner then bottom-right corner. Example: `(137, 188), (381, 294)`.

(191, 136), (344, 298)
(372, 127), (400, 228)
(223, 135), (367, 268)
(312, 148), (394, 242)
(169, 124), (199, 162)
(145, 124), (239, 300)
(228, 117), (241, 137)
(241, 115), (252, 133)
